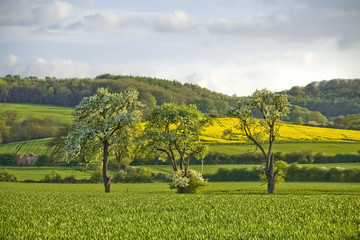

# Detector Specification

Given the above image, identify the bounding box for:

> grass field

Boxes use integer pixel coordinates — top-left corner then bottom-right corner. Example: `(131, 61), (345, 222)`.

(0, 138), (53, 155)
(0, 166), (91, 181)
(0, 103), (74, 126)
(0, 182), (359, 239)
(2, 163), (360, 182)
(209, 142), (360, 155)
(142, 163), (360, 175)
(1, 138), (360, 157)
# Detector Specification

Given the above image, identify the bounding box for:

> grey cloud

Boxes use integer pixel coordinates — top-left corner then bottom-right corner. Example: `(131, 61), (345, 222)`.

(0, 0), (74, 26)
(72, 10), (193, 33)
(204, 0), (360, 48)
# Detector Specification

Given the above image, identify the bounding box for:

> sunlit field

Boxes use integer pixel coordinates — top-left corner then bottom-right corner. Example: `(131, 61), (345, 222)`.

(1, 182), (359, 239)
(0, 103), (73, 126)
(201, 118), (360, 143)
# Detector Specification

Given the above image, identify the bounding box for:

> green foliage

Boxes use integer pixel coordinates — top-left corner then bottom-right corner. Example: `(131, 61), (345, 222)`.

(43, 170), (62, 183)
(169, 169), (208, 193)
(0, 170), (17, 182)
(65, 88), (143, 192)
(294, 116), (304, 125)
(286, 105), (328, 125)
(333, 113), (360, 130)
(89, 167), (103, 183)
(206, 167), (261, 181)
(286, 163), (360, 182)
(285, 79), (360, 118)
(0, 75), (239, 117)
(112, 167), (153, 183)
(226, 89), (290, 193)
(143, 103), (209, 174)
(0, 154), (17, 166)
(35, 155), (49, 166)
(0, 109), (60, 143)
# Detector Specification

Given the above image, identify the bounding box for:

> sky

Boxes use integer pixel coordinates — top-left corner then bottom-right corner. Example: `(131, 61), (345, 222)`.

(0, 0), (359, 96)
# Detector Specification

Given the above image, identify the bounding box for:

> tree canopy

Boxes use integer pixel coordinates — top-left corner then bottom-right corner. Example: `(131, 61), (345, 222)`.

(143, 103), (209, 176)
(65, 88), (143, 193)
(226, 89), (290, 194)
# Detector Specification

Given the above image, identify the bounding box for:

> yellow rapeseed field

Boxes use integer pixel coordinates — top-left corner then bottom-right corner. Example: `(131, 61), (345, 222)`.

(201, 118), (360, 143)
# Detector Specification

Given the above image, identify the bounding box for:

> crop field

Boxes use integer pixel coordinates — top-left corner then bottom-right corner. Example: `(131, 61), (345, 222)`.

(0, 138), (53, 156)
(0, 182), (359, 239)
(0, 103), (74, 126)
(202, 118), (360, 143)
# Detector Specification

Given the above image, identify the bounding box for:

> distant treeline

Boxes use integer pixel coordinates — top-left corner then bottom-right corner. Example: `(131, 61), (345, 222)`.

(204, 163), (360, 182)
(131, 151), (360, 166)
(1, 75), (359, 129)
(284, 78), (360, 119)
(0, 74), (238, 117)
(0, 111), (58, 143)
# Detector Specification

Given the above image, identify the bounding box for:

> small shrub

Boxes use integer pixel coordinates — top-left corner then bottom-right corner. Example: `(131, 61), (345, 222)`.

(44, 170), (62, 183)
(113, 167), (152, 183)
(36, 155), (49, 166)
(0, 154), (17, 166)
(63, 175), (77, 183)
(89, 167), (102, 183)
(0, 170), (17, 182)
(170, 169), (208, 194)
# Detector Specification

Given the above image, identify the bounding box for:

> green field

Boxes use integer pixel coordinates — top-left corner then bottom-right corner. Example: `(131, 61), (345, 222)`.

(143, 163), (360, 175)
(0, 138), (53, 156)
(1, 138), (360, 158)
(0, 166), (91, 181)
(2, 163), (360, 182)
(1, 182), (359, 239)
(0, 103), (74, 126)
(209, 142), (360, 156)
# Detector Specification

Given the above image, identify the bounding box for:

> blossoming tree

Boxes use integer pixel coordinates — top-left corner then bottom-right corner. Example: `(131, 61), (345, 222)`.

(65, 88), (142, 193)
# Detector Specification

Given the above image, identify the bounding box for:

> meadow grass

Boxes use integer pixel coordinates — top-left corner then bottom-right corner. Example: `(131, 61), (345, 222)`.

(0, 182), (359, 239)
(1, 138), (359, 157)
(143, 163), (360, 175)
(209, 142), (360, 155)
(0, 103), (73, 126)
(1, 163), (360, 182)
(0, 166), (91, 181)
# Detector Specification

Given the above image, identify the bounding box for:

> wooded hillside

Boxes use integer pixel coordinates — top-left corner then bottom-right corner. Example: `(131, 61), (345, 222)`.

(283, 79), (360, 119)
(0, 74), (239, 117)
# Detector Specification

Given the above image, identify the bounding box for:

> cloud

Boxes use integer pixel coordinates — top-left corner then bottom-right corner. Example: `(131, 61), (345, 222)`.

(6, 54), (19, 67)
(154, 10), (193, 32)
(65, 10), (194, 34)
(0, 0), (74, 26)
(0, 55), (91, 78)
(203, 0), (360, 48)
(31, 0), (74, 23)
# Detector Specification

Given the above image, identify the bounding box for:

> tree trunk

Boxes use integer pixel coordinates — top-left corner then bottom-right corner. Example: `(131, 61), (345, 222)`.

(266, 155), (276, 194)
(102, 141), (111, 193)
(266, 174), (276, 194)
(184, 158), (190, 177)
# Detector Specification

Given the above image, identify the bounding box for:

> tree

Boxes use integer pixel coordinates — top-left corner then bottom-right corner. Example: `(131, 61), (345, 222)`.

(65, 88), (143, 193)
(0, 119), (10, 144)
(226, 89), (290, 194)
(143, 103), (209, 177)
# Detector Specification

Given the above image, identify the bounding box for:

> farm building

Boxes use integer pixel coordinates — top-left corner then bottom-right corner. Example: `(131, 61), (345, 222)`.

(16, 151), (38, 165)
